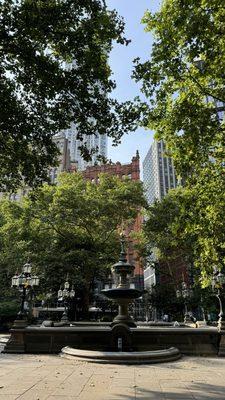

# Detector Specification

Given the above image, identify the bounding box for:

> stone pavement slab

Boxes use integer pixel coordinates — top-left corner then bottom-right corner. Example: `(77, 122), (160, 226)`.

(0, 349), (225, 399)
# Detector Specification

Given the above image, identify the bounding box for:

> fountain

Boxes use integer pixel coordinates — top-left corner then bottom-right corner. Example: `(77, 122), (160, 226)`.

(60, 235), (181, 362)
(101, 234), (142, 328)
(4, 235), (221, 361)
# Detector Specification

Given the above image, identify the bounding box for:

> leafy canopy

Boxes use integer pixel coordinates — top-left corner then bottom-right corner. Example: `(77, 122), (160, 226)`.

(0, 173), (146, 309)
(134, 0), (225, 178)
(134, 0), (225, 287)
(143, 187), (196, 263)
(143, 179), (225, 287)
(0, 0), (141, 190)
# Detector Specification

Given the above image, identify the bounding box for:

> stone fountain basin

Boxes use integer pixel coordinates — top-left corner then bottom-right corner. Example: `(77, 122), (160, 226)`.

(61, 346), (181, 364)
(4, 326), (220, 356)
(101, 288), (142, 299)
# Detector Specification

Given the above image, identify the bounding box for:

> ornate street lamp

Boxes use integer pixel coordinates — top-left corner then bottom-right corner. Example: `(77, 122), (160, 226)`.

(11, 261), (40, 328)
(58, 277), (75, 323)
(211, 269), (225, 332)
(176, 281), (193, 324)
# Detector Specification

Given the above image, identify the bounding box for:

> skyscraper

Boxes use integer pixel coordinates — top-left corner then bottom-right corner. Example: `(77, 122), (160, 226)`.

(143, 140), (188, 298)
(49, 132), (71, 184)
(143, 140), (177, 205)
(62, 123), (107, 171)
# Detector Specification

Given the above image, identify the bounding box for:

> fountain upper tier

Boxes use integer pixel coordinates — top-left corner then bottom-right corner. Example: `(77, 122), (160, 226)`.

(101, 287), (142, 299)
(101, 234), (143, 327)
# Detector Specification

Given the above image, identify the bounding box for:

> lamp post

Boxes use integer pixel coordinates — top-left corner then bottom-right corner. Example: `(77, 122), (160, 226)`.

(11, 261), (40, 328)
(211, 270), (225, 332)
(58, 277), (75, 323)
(176, 281), (193, 324)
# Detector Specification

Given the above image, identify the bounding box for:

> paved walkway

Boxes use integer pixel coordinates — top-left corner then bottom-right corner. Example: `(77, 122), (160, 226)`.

(1, 339), (225, 399)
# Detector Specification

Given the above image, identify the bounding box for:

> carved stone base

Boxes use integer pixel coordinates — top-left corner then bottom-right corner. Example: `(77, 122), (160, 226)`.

(218, 334), (225, 357)
(218, 318), (225, 357)
(218, 318), (225, 333)
(12, 319), (28, 329)
(3, 329), (25, 353)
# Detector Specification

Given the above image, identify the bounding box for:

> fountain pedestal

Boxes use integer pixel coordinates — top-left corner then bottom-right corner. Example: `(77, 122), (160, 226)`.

(113, 298), (136, 327)
(101, 287), (143, 327)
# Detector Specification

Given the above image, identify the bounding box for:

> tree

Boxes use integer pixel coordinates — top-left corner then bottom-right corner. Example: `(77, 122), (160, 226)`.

(143, 187), (196, 264)
(134, 0), (225, 178)
(0, 173), (146, 313)
(0, 200), (27, 300)
(139, 187), (197, 296)
(0, 0), (141, 191)
(133, 0), (225, 287)
(188, 169), (225, 285)
(142, 178), (225, 287)
(146, 284), (183, 320)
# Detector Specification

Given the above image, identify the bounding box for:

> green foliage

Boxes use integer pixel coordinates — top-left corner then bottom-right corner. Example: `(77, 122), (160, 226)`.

(134, 0), (225, 178)
(189, 169), (225, 284)
(0, 0), (141, 190)
(143, 187), (196, 263)
(0, 301), (19, 318)
(143, 180), (225, 286)
(0, 173), (146, 311)
(146, 284), (182, 319)
(134, 0), (225, 288)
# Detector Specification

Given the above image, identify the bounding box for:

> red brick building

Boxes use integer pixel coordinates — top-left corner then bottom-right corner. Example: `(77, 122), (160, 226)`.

(82, 151), (144, 289)
(82, 151), (140, 182)
(158, 256), (190, 289)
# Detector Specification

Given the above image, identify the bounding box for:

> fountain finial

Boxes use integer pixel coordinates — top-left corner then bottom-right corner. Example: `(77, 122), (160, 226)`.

(119, 232), (127, 262)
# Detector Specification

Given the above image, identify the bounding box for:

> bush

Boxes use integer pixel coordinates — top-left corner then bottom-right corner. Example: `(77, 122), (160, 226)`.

(0, 301), (19, 331)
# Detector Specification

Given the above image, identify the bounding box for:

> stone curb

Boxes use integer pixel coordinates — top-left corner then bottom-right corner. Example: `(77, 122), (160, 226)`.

(61, 346), (181, 364)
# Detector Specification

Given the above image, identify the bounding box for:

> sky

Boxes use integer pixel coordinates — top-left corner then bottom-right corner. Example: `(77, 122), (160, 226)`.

(106, 0), (161, 170)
